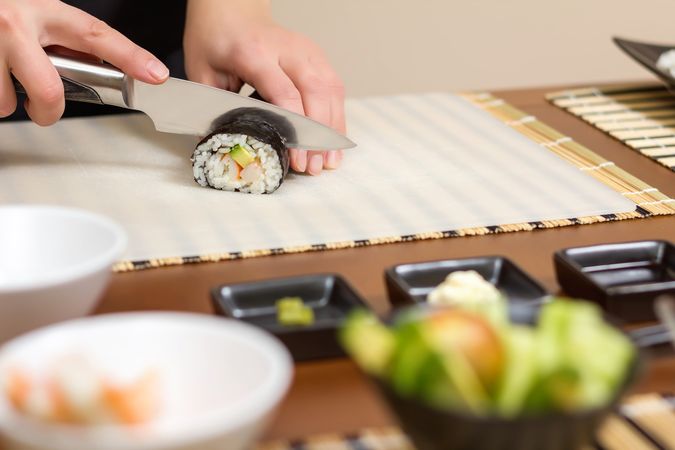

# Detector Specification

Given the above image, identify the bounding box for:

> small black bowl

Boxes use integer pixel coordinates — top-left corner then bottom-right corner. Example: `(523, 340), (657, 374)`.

(374, 377), (630, 450)
(385, 256), (549, 308)
(367, 304), (640, 450)
(211, 274), (369, 362)
(554, 240), (675, 322)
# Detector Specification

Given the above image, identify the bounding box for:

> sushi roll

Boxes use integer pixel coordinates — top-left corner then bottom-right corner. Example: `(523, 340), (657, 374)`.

(191, 115), (290, 194)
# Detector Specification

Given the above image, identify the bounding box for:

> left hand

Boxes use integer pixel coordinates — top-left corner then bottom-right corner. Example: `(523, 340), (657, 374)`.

(183, 0), (345, 176)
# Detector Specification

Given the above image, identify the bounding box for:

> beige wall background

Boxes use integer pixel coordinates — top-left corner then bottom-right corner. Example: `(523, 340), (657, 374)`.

(271, 0), (675, 97)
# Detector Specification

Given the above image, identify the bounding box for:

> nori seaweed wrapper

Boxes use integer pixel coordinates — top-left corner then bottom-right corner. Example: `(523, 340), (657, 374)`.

(194, 113), (290, 193)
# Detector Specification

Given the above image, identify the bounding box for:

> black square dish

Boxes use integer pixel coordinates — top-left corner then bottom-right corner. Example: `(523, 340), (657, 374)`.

(385, 256), (548, 308)
(211, 274), (368, 361)
(554, 240), (675, 322)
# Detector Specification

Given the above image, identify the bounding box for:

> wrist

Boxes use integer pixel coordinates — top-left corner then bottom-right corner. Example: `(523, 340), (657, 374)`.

(186, 0), (272, 23)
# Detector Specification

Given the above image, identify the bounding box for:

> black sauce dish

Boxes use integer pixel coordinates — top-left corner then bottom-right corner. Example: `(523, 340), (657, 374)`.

(385, 256), (549, 315)
(211, 273), (370, 362)
(554, 240), (675, 322)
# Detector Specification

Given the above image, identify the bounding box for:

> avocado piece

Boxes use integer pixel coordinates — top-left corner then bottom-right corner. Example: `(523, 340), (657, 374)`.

(276, 297), (304, 313)
(495, 325), (539, 416)
(229, 144), (256, 168)
(276, 297), (314, 326)
(278, 305), (314, 326)
(340, 310), (396, 377)
(389, 321), (436, 396)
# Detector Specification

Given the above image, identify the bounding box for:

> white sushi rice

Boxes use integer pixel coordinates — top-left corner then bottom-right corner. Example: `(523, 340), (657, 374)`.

(191, 133), (284, 194)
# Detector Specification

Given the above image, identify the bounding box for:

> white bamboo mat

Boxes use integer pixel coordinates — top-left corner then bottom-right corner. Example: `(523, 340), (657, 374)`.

(0, 93), (648, 269)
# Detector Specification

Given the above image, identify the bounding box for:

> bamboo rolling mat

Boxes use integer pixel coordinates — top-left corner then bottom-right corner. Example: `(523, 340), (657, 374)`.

(547, 85), (675, 171)
(0, 93), (672, 272)
(256, 393), (675, 450)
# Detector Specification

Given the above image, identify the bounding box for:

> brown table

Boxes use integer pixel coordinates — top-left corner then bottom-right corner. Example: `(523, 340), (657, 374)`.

(95, 84), (675, 442)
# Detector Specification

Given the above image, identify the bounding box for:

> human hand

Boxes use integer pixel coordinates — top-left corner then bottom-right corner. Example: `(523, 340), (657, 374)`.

(183, 0), (345, 176)
(0, 0), (169, 125)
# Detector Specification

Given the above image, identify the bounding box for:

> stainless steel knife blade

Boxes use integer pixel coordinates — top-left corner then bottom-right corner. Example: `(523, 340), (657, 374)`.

(129, 78), (354, 150)
(12, 53), (356, 151)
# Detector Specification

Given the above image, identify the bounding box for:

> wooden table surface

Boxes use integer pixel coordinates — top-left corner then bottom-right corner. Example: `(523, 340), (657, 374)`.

(95, 84), (675, 442)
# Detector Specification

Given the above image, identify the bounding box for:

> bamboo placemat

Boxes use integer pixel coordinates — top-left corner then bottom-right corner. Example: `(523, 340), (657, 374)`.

(114, 93), (671, 271)
(0, 93), (672, 272)
(547, 85), (675, 171)
(256, 393), (675, 450)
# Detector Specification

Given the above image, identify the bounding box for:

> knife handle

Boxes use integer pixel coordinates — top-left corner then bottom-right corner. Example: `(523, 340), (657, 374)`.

(13, 75), (104, 105)
(11, 52), (130, 108)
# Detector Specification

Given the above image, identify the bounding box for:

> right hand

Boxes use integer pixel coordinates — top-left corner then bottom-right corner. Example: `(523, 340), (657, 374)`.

(0, 0), (169, 126)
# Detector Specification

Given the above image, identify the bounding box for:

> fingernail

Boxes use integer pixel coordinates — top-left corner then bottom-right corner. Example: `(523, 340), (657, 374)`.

(325, 151), (340, 169)
(296, 150), (307, 172)
(146, 59), (169, 81)
(308, 154), (323, 175)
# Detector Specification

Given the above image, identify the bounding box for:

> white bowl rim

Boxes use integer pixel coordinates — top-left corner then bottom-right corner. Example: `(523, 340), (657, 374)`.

(0, 205), (127, 293)
(0, 312), (294, 450)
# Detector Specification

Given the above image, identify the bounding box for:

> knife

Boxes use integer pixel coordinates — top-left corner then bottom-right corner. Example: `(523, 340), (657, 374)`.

(613, 37), (675, 88)
(12, 53), (355, 151)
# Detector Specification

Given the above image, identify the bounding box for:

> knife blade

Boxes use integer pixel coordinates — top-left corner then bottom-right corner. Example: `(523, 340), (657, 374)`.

(613, 37), (675, 88)
(12, 53), (356, 151)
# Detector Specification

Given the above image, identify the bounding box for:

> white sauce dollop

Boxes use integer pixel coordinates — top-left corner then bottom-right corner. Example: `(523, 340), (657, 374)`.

(428, 270), (502, 306)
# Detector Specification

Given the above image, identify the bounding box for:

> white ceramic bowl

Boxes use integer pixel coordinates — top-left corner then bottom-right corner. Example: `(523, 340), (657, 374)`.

(0, 312), (293, 450)
(0, 205), (126, 343)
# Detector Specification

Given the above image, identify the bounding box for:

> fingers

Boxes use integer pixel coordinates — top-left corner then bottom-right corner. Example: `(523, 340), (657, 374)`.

(192, 69), (243, 94)
(248, 65), (308, 172)
(9, 41), (64, 125)
(0, 62), (17, 118)
(283, 65), (330, 175)
(45, 4), (169, 84)
(282, 53), (346, 173)
(231, 51), (309, 172)
(327, 70), (346, 169)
